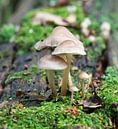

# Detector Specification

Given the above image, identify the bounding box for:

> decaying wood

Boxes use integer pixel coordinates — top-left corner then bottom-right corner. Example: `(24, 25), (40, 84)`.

(108, 32), (118, 69)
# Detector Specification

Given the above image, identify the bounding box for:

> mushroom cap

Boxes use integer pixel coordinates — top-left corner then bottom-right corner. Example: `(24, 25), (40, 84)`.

(52, 40), (86, 55)
(69, 86), (79, 92)
(100, 22), (111, 31)
(81, 18), (91, 29)
(38, 55), (67, 70)
(79, 71), (89, 80)
(35, 26), (84, 51)
(88, 35), (96, 43)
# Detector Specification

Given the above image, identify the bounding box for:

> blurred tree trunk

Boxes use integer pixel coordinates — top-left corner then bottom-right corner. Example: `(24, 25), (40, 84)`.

(9, 0), (36, 24)
(0, 0), (11, 24)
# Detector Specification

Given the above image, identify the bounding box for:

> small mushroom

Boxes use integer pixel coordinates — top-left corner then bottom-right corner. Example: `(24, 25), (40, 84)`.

(100, 22), (111, 32)
(68, 72), (78, 104)
(52, 40), (86, 96)
(88, 35), (96, 44)
(38, 54), (67, 96)
(81, 28), (90, 37)
(78, 71), (89, 98)
(35, 26), (84, 51)
(100, 22), (111, 41)
(80, 17), (91, 29)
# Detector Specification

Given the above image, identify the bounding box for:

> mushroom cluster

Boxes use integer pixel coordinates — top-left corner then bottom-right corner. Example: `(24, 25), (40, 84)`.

(35, 26), (86, 96)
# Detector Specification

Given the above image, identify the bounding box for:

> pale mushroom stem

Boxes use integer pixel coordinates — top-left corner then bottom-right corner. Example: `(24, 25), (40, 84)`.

(81, 81), (84, 98)
(47, 70), (57, 97)
(60, 67), (69, 96)
(61, 54), (72, 96)
(68, 72), (73, 89)
(70, 91), (74, 105)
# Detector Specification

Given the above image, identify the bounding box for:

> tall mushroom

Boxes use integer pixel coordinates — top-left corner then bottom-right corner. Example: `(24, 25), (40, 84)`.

(68, 72), (78, 104)
(52, 40), (86, 96)
(38, 54), (67, 97)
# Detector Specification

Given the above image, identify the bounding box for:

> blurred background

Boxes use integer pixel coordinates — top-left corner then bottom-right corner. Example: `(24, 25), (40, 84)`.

(0, 0), (117, 24)
(0, 0), (118, 68)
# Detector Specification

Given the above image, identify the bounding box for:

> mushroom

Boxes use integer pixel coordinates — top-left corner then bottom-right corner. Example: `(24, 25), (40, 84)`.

(100, 22), (111, 32)
(100, 22), (111, 41)
(52, 40), (86, 96)
(78, 71), (90, 98)
(81, 28), (90, 37)
(80, 17), (91, 29)
(35, 26), (84, 51)
(32, 12), (68, 26)
(38, 54), (67, 96)
(68, 72), (78, 104)
(88, 35), (96, 44)
(80, 18), (91, 37)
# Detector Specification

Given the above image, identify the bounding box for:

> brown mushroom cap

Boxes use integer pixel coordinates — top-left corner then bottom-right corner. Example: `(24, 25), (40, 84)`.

(79, 71), (89, 80)
(35, 26), (84, 51)
(38, 55), (67, 70)
(52, 40), (86, 55)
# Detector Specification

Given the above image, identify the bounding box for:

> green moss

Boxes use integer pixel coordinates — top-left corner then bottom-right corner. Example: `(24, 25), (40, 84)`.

(5, 65), (39, 84)
(16, 24), (53, 52)
(15, 4), (85, 52)
(3, 67), (118, 129)
(0, 99), (111, 129)
(100, 67), (118, 106)
(0, 24), (16, 43)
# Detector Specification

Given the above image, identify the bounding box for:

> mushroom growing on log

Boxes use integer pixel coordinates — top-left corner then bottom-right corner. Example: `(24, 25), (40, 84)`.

(38, 54), (67, 97)
(52, 40), (86, 96)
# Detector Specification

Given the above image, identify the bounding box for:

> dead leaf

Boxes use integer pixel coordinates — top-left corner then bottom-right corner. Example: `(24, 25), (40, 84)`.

(17, 103), (23, 111)
(65, 106), (78, 116)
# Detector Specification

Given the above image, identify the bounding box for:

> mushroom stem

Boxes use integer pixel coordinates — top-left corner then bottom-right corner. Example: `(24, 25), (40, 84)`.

(61, 54), (72, 96)
(81, 81), (84, 98)
(70, 91), (74, 105)
(60, 67), (69, 96)
(68, 72), (73, 90)
(47, 70), (57, 96)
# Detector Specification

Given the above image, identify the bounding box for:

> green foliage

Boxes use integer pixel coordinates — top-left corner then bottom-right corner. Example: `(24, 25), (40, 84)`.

(75, 5), (85, 23)
(0, 99), (111, 129)
(100, 67), (118, 106)
(0, 24), (15, 43)
(15, 4), (85, 52)
(80, 36), (105, 60)
(5, 65), (39, 84)
(15, 24), (53, 52)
